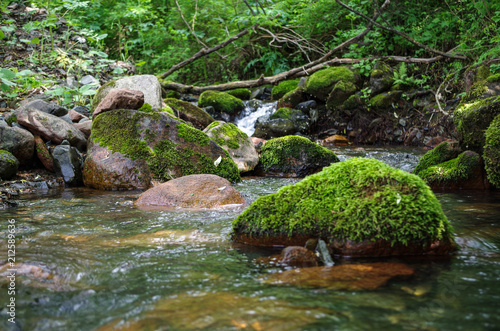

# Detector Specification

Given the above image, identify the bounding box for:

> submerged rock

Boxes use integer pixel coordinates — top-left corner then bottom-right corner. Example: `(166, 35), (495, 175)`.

(232, 157), (456, 257)
(135, 174), (245, 210)
(262, 262), (414, 290)
(254, 135), (339, 177)
(83, 109), (240, 190)
(204, 121), (258, 173)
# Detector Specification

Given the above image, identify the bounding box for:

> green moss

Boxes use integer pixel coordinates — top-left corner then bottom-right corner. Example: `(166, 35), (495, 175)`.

(232, 157), (454, 245)
(259, 135), (339, 173)
(277, 86), (305, 109)
(326, 80), (357, 110)
(271, 79), (299, 100)
(164, 90), (180, 99)
(453, 95), (500, 152)
(483, 114), (500, 188)
(198, 90), (244, 114)
(227, 88), (251, 100)
(270, 108), (299, 120)
(342, 94), (363, 110)
(418, 151), (481, 184)
(369, 91), (402, 109)
(486, 73), (500, 83)
(414, 142), (461, 175)
(161, 105), (174, 115)
(205, 121), (248, 150)
(305, 66), (356, 101)
(164, 98), (214, 126)
(6, 114), (16, 126)
(476, 65), (490, 82)
(138, 103), (153, 113)
(176, 123), (210, 146)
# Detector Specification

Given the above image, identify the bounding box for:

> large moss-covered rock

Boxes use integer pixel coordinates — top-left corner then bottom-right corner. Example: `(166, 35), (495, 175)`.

(198, 90), (244, 115)
(304, 66), (356, 101)
(369, 91), (403, 111)
(226, 88), (251, 100)
(83, 109), (240, 190)
(254, 135), (339, 177)
(204, 121), (259, 173)
(164, 98), (214, 130)
(413, 141), (461, 175)
(483, 114), (500, 188)
(417, 151), (490, 190)
(453, 95), (500, 153)
(271, 79), (299, 100)
(232, 158), (456, 257)
(277, 86), (305, 109)
(325, 80), (357, 110)
(269, 108), (310, 133)
(369, 62), (394, 96)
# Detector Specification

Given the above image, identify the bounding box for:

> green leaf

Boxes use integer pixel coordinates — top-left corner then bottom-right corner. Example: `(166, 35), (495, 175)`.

(0, 68), (16, 80)
(0, 30), (4, 40)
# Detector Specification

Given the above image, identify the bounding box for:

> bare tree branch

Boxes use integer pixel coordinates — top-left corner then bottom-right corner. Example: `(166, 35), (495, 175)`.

(335, 0), (468, 60)
(158, 25), (259, 79)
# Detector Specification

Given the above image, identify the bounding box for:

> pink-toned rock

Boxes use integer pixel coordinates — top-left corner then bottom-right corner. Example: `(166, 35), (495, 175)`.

(250, 137), (266, 152)
(135, 174), (245, 210)
(93, 88), (144, 118)
(16, 107), (87, 151)
(68, 109), (87, 123)
(73, 121), (92, 138)
(322, 134), (351, 146)
(34, 136), (54, 172)
(425, 136), (454, 149)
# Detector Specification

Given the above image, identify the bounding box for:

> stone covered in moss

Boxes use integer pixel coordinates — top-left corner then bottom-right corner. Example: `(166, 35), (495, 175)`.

(483, 114), (500, 188)
(226, 88), (251, 100)
(486, 73), (500, 83)
(164, 89), (180, 99)
(370, 62), (394, 95)
(369, 91), (403, 111)
(198, 90), (244, 115)
(271, 79), (299, 100)
(83, 109), (240, 190)
(232, 157), (456, 257)
(326, 80), (357, 110)
(0, 150), (19, 180)
(164, 98), (214, 130)
(413, 141), (461, 175)
(417, 151), (490, 190)
(453, 96), (500, 153)
(277, 86), (305, 109)
(255, 135), (339, 177)
(305, 66), (356, 101)
(204, 121), (259, 172)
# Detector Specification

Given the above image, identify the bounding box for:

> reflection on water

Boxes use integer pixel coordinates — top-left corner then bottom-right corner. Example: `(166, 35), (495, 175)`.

(0, 147), (499, 330)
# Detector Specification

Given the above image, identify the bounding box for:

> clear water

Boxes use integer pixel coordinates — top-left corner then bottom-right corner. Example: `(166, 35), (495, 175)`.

(0, 147), (499, 331)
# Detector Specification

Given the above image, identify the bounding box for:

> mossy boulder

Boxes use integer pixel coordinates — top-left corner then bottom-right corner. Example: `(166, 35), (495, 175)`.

(369, 91), (403, 111)
(453, 95), (500, 153)
(271, 79), (299, 100)
(232, 157), (456, 257)
(0, 150), (19, 180)
(164, 98), (214, 130)
(304, 66), (356, 101)
(198, 90), (245, 115)
(325, 80), (357, 110)
(254, 135), (339, 177)
(253, 117), (296, 140)
(483, 114), (500, 188)
(227, 88), (251, 100)
(413, 141), (462, 175)
(83, 109), (240, 190)
(417, 151), (490, 190)
(277, 86), (306, 109)
(369, 62), (394, 96)
(269, 107), (310, 133)
(204, 121), (259, 173)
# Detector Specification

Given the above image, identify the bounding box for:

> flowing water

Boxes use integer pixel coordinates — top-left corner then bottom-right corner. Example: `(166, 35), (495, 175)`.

(1, 147), (500, 331)
(235, 101), (277, 136)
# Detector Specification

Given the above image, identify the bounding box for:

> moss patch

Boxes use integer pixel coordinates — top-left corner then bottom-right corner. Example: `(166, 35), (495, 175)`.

(270, 108), (303, 121)
(483, 114), (500, 188)
(277, 86), (305, 109)
(271, 79), (299, 100)
(227, 88), (251, 100)
(232, 157), (454, 245)
(198, 90), (245, 114)
(418, 151), (481, 184)
(259, 135), (339, 174)
(305, 66), (356, 101)
(204, 121), (248, 150)
(413, 141), (461, 175)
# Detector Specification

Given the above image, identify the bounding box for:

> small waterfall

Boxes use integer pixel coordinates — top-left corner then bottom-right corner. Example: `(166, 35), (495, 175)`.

(236, 101), (277, 136)
(317, 239), (335, 266)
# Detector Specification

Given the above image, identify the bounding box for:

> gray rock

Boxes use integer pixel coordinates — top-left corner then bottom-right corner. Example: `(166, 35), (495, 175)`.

(72, 105), (90, 117)
(79, 75), (100, 87)
(19, 99), (68, 117)
(92, 75), (162, 110)
(59, 114), (73, 124)
(0, 120), (34, 165)
(52, 144), (83, 186)
(0, 150), (19, 180)
(254, 117), (296, 139)
(296, 100), (317, 114)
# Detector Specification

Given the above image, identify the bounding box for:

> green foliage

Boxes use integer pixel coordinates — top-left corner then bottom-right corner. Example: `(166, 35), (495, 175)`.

(483, 114), (500, 188)
(44, 82), (98, 106)
(0, 68), (46, 100)
(392, 63), (429, 88)
(232, 157), (454, 246)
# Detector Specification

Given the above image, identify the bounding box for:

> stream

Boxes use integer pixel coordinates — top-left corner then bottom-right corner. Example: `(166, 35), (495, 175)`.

(1, 146), (499, 330)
